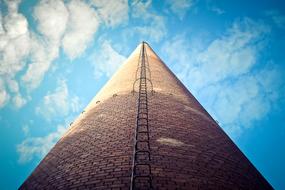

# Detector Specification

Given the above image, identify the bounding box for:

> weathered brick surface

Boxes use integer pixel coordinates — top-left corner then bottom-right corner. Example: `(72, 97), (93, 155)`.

(148, 92), (271, 189)
(20, 42), (272, 189)
(20, 94), (137, 189)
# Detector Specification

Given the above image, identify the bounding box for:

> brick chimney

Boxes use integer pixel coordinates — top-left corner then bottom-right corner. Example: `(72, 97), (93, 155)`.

(19, 42), (272, 189)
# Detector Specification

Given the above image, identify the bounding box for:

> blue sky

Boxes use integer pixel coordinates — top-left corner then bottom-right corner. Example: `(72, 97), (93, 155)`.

(0, 0), (285, 189)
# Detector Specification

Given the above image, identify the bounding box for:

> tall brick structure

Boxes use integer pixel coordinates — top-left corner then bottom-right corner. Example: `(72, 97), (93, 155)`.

(20, 42), (272, 189)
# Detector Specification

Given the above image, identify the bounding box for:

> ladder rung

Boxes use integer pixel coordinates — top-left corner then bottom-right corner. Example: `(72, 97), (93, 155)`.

(138, 112), (148, 115)
(134, 160), (151, 165)
(137, 123), (148, 126)
(137, 116), (148, 119)
(135, 140), (150, 144)
(133, 175), (152, 181)
(137, 123), (148, 127)
(135, 137), (150, 142)
(135, 143), (150, 148)
(135, 151), (151, 158)
(134, 163), (151, 167)
(138, 110), (147, 113)
(137, 127), (149, 131)
(137, 115), (148, 118)
(137, 117), (147, 121)
(138, 131), (148, 134)
(138, 107), (148, 110)
(134, 163), (152, 172)
(137, 127), (148, 131)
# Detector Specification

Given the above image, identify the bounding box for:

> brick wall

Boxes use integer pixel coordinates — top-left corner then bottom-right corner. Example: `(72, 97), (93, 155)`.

(148, 92), (271, 189)
(19, 42), (272, 189)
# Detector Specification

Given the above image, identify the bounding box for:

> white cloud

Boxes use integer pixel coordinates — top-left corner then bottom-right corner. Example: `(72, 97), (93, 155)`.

(17, 125), (67, 163)
(210, 6), (225, 15)
(165, 0), (193, 19)
(0, 0), (30, 108)
(90, 0), (128, 27)
(131, 0), (152, 19)
(4, 0), (21, 12)
(62, 0), (99, 58)
(189, 18), (269, 90)
(33, 0), (68, 42)
(36, 80), (81, 121)
(0, 81), (10, 108)
(1, 0), (65, 107)
(22, 124), (30, 136)
(0, 90), (9, 108)
(21, 0), (100, 89)
(266, 10), (285, 29)
(256, 64), (285, 101)
(7, 79), (19, 93)
(13, 0), (126, 91)
(21, 36), (57, 90)
(91, 40), (126, 79)
(1, 32), (30, 76)
(12, 94), (27, 108)
(209, 76), (265, 125)
(161, 35), (193, 78)
(1, 0), (101, 109)
(1, 1), (30, 73)
(161, 18), (284, 137)
(132, 16), (166, 42)
(130, 0), (167, 42)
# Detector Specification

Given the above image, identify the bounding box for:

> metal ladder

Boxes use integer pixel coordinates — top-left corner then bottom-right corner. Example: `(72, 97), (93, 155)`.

(131, 42), (153, 190)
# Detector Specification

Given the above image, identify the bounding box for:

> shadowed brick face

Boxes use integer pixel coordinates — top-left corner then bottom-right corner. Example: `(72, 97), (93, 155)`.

(20, 43), (272, 189)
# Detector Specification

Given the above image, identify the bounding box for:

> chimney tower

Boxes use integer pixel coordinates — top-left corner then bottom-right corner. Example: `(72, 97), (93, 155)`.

(20, 42), (272, 189)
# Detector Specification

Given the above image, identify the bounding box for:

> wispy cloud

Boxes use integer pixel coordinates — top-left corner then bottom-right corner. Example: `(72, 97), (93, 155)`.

(265, 10), (285, 29)
(210, 6), (225, 15)
(22, 124), (30, 136)
(21, 0), (69, 90)
(0, 0), (30, 108)
(90, 40), (126, 79)
(128, 0), (167, 42)
(33, 0), (68, 42)
(36, 80), (81, 121)
(190, 18), (270, 89)
(165, 0), (194, 19)
(0, 79), (10, 108)
(161, 18), (284, 137)
(17, 124), (67, 163)
(90, 0), (129, 27)
(1, 0), (129, 109)
(62, 0), (99, 58)
(12, 94), (27, 108)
